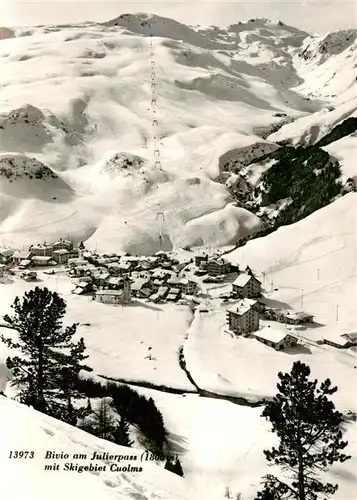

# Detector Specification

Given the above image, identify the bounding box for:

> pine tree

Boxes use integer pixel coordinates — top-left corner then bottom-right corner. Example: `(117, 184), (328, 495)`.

(113, 416), (133, 447)
(256, 361), (351, 500)
(89, 398), (116, 440)
(173, 456), (184, 477)
(0, 287), (92, 421)
(164, 456), (184, 477)
(164, 456), (175, 473)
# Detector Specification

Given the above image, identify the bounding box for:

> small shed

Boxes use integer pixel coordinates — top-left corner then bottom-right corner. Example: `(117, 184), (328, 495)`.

(323, 333), (357, 349)
(254, 327), (298, 350)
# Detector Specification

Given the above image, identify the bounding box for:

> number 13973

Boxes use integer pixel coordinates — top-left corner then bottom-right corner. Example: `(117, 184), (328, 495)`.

(9, 451), (34, 459)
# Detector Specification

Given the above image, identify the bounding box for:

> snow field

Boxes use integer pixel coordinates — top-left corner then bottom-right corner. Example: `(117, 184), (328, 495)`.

(0, 272), (195, 390)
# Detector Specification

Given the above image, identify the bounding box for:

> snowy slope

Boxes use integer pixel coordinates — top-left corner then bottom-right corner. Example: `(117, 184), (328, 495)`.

(123, 385), (357, 500)
(227, 193), (357, 340)
(1, 14), (350, 252)
(0, 273), (195, 390)
(0, 395), (195, 500)
(180, 193), (356, 409)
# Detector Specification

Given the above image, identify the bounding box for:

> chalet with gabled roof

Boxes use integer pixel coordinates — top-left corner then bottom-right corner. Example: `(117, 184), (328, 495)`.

(232, 273), (262, 299)
(53, 238), (73, 251)
(12, 250), (33, 265)
(30, 243), (54, 257)
(254, 326), (298, 350)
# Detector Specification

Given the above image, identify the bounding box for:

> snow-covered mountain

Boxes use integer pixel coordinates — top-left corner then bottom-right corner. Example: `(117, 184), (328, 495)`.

(0, 13), (356, 253)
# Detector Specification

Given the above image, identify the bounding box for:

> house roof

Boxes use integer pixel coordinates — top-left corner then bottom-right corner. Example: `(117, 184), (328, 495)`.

(283, 310), (314, 321)
(228, 298), (257, 316)
(19, 259), (31, 265)
(179, 278), (195, 285)
(157, 286), (169, 295)
(341, 332), (357, 342)
(323, 334), (350, 346)
(53, 249), (69, 255)
(32, 244), (53, 249)
(53, 239), (72, 246)
(255, 327), (297, 345)
(68, 258), (87, 266)
(151, 269), (170, 278)
(132, 278), (150, 291)
(95, 290), (123, 296)
(119, 262), (131, 270)
(233, 273), (260, 287)
(0, 249), (14, 257)
(106, 277), (122, 285)
(167, 278), (180, 285)
(208, 257), (229, 265)
(13, 251), (32, 259)
(93, 272), (110, 280)
(32, 256), (52, 261)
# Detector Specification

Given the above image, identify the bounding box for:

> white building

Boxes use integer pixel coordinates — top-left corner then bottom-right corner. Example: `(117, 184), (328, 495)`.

(53, 249), (69, 265)
(95, 279), (131, 305)
(30, 244), (54, 257)
(226, 298), (260, 336)
(254, 326), (298, 350)
(232, 273), (262, 298)
(12, 250), (32, 265)
(53, 238), (73, 251)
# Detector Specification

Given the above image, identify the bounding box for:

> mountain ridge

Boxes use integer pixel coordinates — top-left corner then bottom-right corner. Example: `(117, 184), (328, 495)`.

(0, 13), (355, 252)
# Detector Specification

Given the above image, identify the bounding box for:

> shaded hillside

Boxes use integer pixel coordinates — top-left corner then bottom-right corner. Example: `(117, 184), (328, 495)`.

(259, 146), (344, 224)
(316, 117), (357, 147)
(0, 154), (74, 203)
(220, 141), (354, 247)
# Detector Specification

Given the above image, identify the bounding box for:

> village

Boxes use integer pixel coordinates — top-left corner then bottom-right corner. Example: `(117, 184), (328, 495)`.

(1, 239), (356, 353)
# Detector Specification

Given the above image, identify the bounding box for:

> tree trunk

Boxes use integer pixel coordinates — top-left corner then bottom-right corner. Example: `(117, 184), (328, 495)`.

(37, 341), (46, 412)
(298, 452), (305, 500)
(297, 419), (305, 500)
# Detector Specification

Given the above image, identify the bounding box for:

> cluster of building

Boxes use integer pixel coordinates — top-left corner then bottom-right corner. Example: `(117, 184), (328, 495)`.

(226, 296), (302, 351)
(67, 250), (199, 305)
(194, 254), (237, 277)
(225, 270), (316, 350)
(0, 239), (79, 271)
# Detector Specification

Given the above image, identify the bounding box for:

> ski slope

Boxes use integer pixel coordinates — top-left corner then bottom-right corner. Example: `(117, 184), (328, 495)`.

(2, 15), (355, 252)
